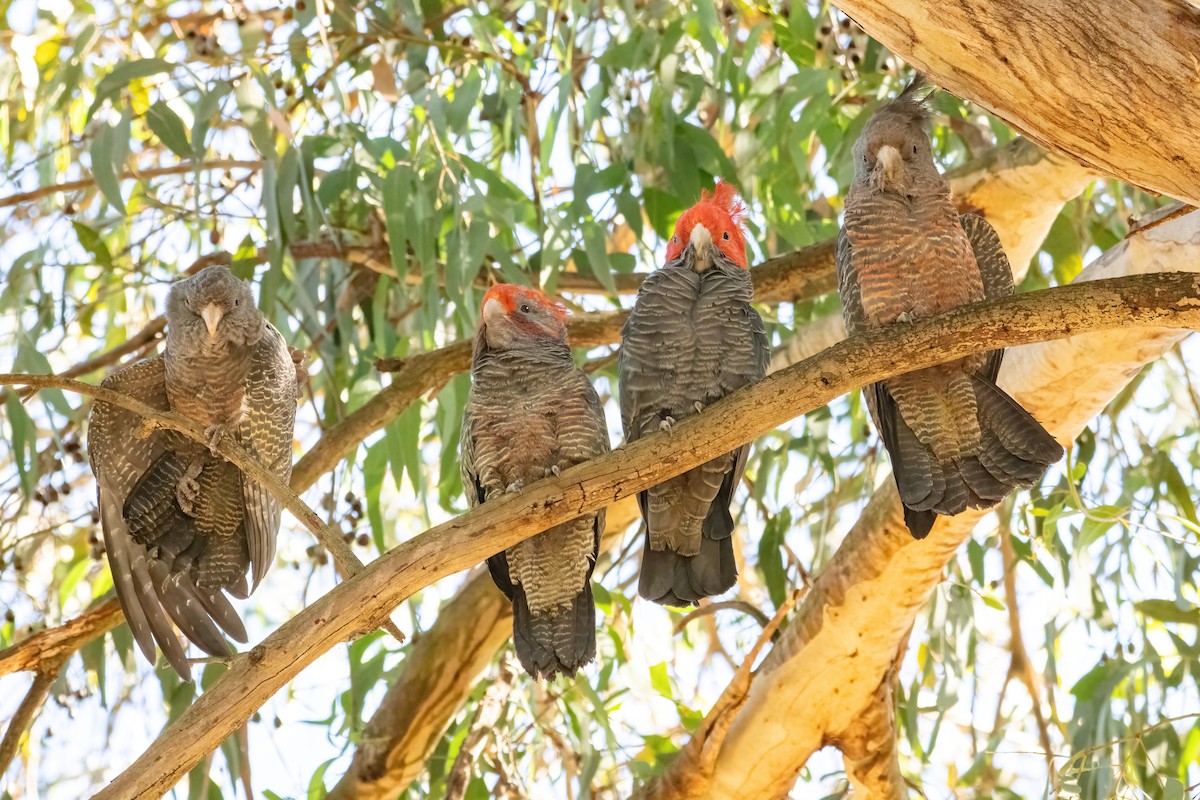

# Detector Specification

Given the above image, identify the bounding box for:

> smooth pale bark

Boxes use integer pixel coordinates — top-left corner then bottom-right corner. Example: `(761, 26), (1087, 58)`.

(324, 139), (1093, 800)
(645, 211), (1200, 800)
(832, 0), (1200, 205)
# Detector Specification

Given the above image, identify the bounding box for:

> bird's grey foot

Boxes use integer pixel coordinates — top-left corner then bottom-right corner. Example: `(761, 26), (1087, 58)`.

(693, 401), (705, 414)
(204, 424), (227, 457)
(659, 416), (676, 432)
(548, 465), (561, 477)
(176, 462), (204, 515)
(505, 479), (526, 494)
(896, 311), (915, 324)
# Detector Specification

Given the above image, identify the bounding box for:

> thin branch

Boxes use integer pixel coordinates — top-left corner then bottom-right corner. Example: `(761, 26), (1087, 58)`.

(445, 659), (516, 800)
(640, 591), (801, 799)
(0, 373), (404, 644)
(673, 600), (772, 634)
(997, 520), (1056, 781)
(90, 272), (1200, 799)
(0, 657), (64, 777)
(0, 159), (263, 209)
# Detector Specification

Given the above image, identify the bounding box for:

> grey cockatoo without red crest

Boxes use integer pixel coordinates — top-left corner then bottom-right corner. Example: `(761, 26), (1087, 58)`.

(837, 76), (1063, 539)
(460, 284), (611, 680)
(619, 181), (770, 607)
(89, 266), (299, 679)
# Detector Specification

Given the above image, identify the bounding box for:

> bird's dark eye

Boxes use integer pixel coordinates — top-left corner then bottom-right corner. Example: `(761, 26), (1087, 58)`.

(519, 303), (532, 313)
(234, 299), (240, 306)
(912, 145), (918, 154)
(671, 235), (678, 243)
(722, 232), (730, 240)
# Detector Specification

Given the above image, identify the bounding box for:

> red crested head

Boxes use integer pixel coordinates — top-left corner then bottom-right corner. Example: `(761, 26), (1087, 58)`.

(479, 284), (569, 348)
(664, 180), (749, 270)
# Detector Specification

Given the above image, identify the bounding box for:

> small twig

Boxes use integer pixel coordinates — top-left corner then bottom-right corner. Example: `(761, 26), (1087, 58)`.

(0, 599), (123, 679)
(998, 521), (1056, 782)
(673, 600), (773, 634)
(0, 373), (404, 644)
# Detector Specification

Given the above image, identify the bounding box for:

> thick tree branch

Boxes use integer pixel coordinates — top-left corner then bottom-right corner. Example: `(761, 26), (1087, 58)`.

(650, 212), (1200, 800)
(830, 0), (1200, 204)
(0, 373), (404, 644)
(91, 272), (1200, 799)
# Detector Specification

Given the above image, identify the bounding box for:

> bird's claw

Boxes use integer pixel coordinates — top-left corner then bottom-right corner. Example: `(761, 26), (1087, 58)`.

(659, 416), (676, 432)
(505, 479), (525, 494)
(693, 401), (705, 414)
(896, 311), (915, 324)
(176, 476), (201, 515)
(548, 465), (561, 477)
(204, 424), (227, 457)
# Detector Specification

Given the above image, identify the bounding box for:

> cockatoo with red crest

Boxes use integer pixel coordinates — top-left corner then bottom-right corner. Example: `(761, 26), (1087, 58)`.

(619, 181), (769, 606)
(460, 284), (611, 679)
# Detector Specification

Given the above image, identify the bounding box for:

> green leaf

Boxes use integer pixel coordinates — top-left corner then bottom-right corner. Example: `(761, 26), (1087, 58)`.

(146, 101), (191, 158)
(648, 661), (672, 698)
(90, 112), (132, 214)
(1135, 599), (1200, 626)
(73, 221), (112, 266)
(87, 58), (173, 121)
(757, 508), (790, 609)
(307, 758), (334, 799)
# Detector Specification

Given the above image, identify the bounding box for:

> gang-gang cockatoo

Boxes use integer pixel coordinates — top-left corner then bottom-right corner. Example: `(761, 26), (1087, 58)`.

(837, 77), (1063, 539)
(460, 284), (611, 679)
(89, 266), (299, 680)
(619, 181), (769, 606)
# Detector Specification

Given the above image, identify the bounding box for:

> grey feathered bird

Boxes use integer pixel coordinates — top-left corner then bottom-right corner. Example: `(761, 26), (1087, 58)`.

(460, 284), (611, 680)
(89, 266), (298, 679)
(837, 77), (1063, 539)
(619, 181), (770, 606)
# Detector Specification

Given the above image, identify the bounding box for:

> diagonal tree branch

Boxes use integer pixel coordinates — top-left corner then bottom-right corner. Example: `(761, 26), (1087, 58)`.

(642, 211), (1200, 800)
(0, 658), (65, 777)
(89, 271), (1200, 799)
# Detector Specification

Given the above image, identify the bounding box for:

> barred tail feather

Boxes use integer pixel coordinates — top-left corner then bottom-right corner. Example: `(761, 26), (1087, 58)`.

(511, 583), (596, 681)
(637, 533), (737, 607)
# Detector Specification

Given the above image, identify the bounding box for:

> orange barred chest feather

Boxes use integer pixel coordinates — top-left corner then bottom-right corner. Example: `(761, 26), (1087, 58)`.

(845, 194), (984, 327)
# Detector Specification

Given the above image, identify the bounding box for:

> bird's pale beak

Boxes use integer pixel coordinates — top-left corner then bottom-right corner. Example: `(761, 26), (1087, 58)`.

(873, 144), (903, 191)
(200, 303), (223, 338)
(689, 223), (714, 271)
(482, 298), (506, 326)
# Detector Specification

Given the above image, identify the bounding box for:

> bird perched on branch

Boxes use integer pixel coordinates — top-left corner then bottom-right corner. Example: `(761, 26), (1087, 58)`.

(460, 284), (611, 680)
(89, 266), (299, 680)
(837, 76), (1063, 539)
(619, 181), (770, 606)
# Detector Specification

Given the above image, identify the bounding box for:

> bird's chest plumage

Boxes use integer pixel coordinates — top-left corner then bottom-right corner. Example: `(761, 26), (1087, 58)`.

(470, 361), (571, 488)
(845, 192), (983, 326)
(165, 344), (252, 431)
(627, 266), (756, 406)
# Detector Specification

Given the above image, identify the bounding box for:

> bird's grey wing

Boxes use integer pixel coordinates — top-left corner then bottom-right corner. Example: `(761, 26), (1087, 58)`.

(90, 357), (245, 680)
(238, 323), (298, 589)
(836, 229), (871, 338)
(960, 213), (1014, 383)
